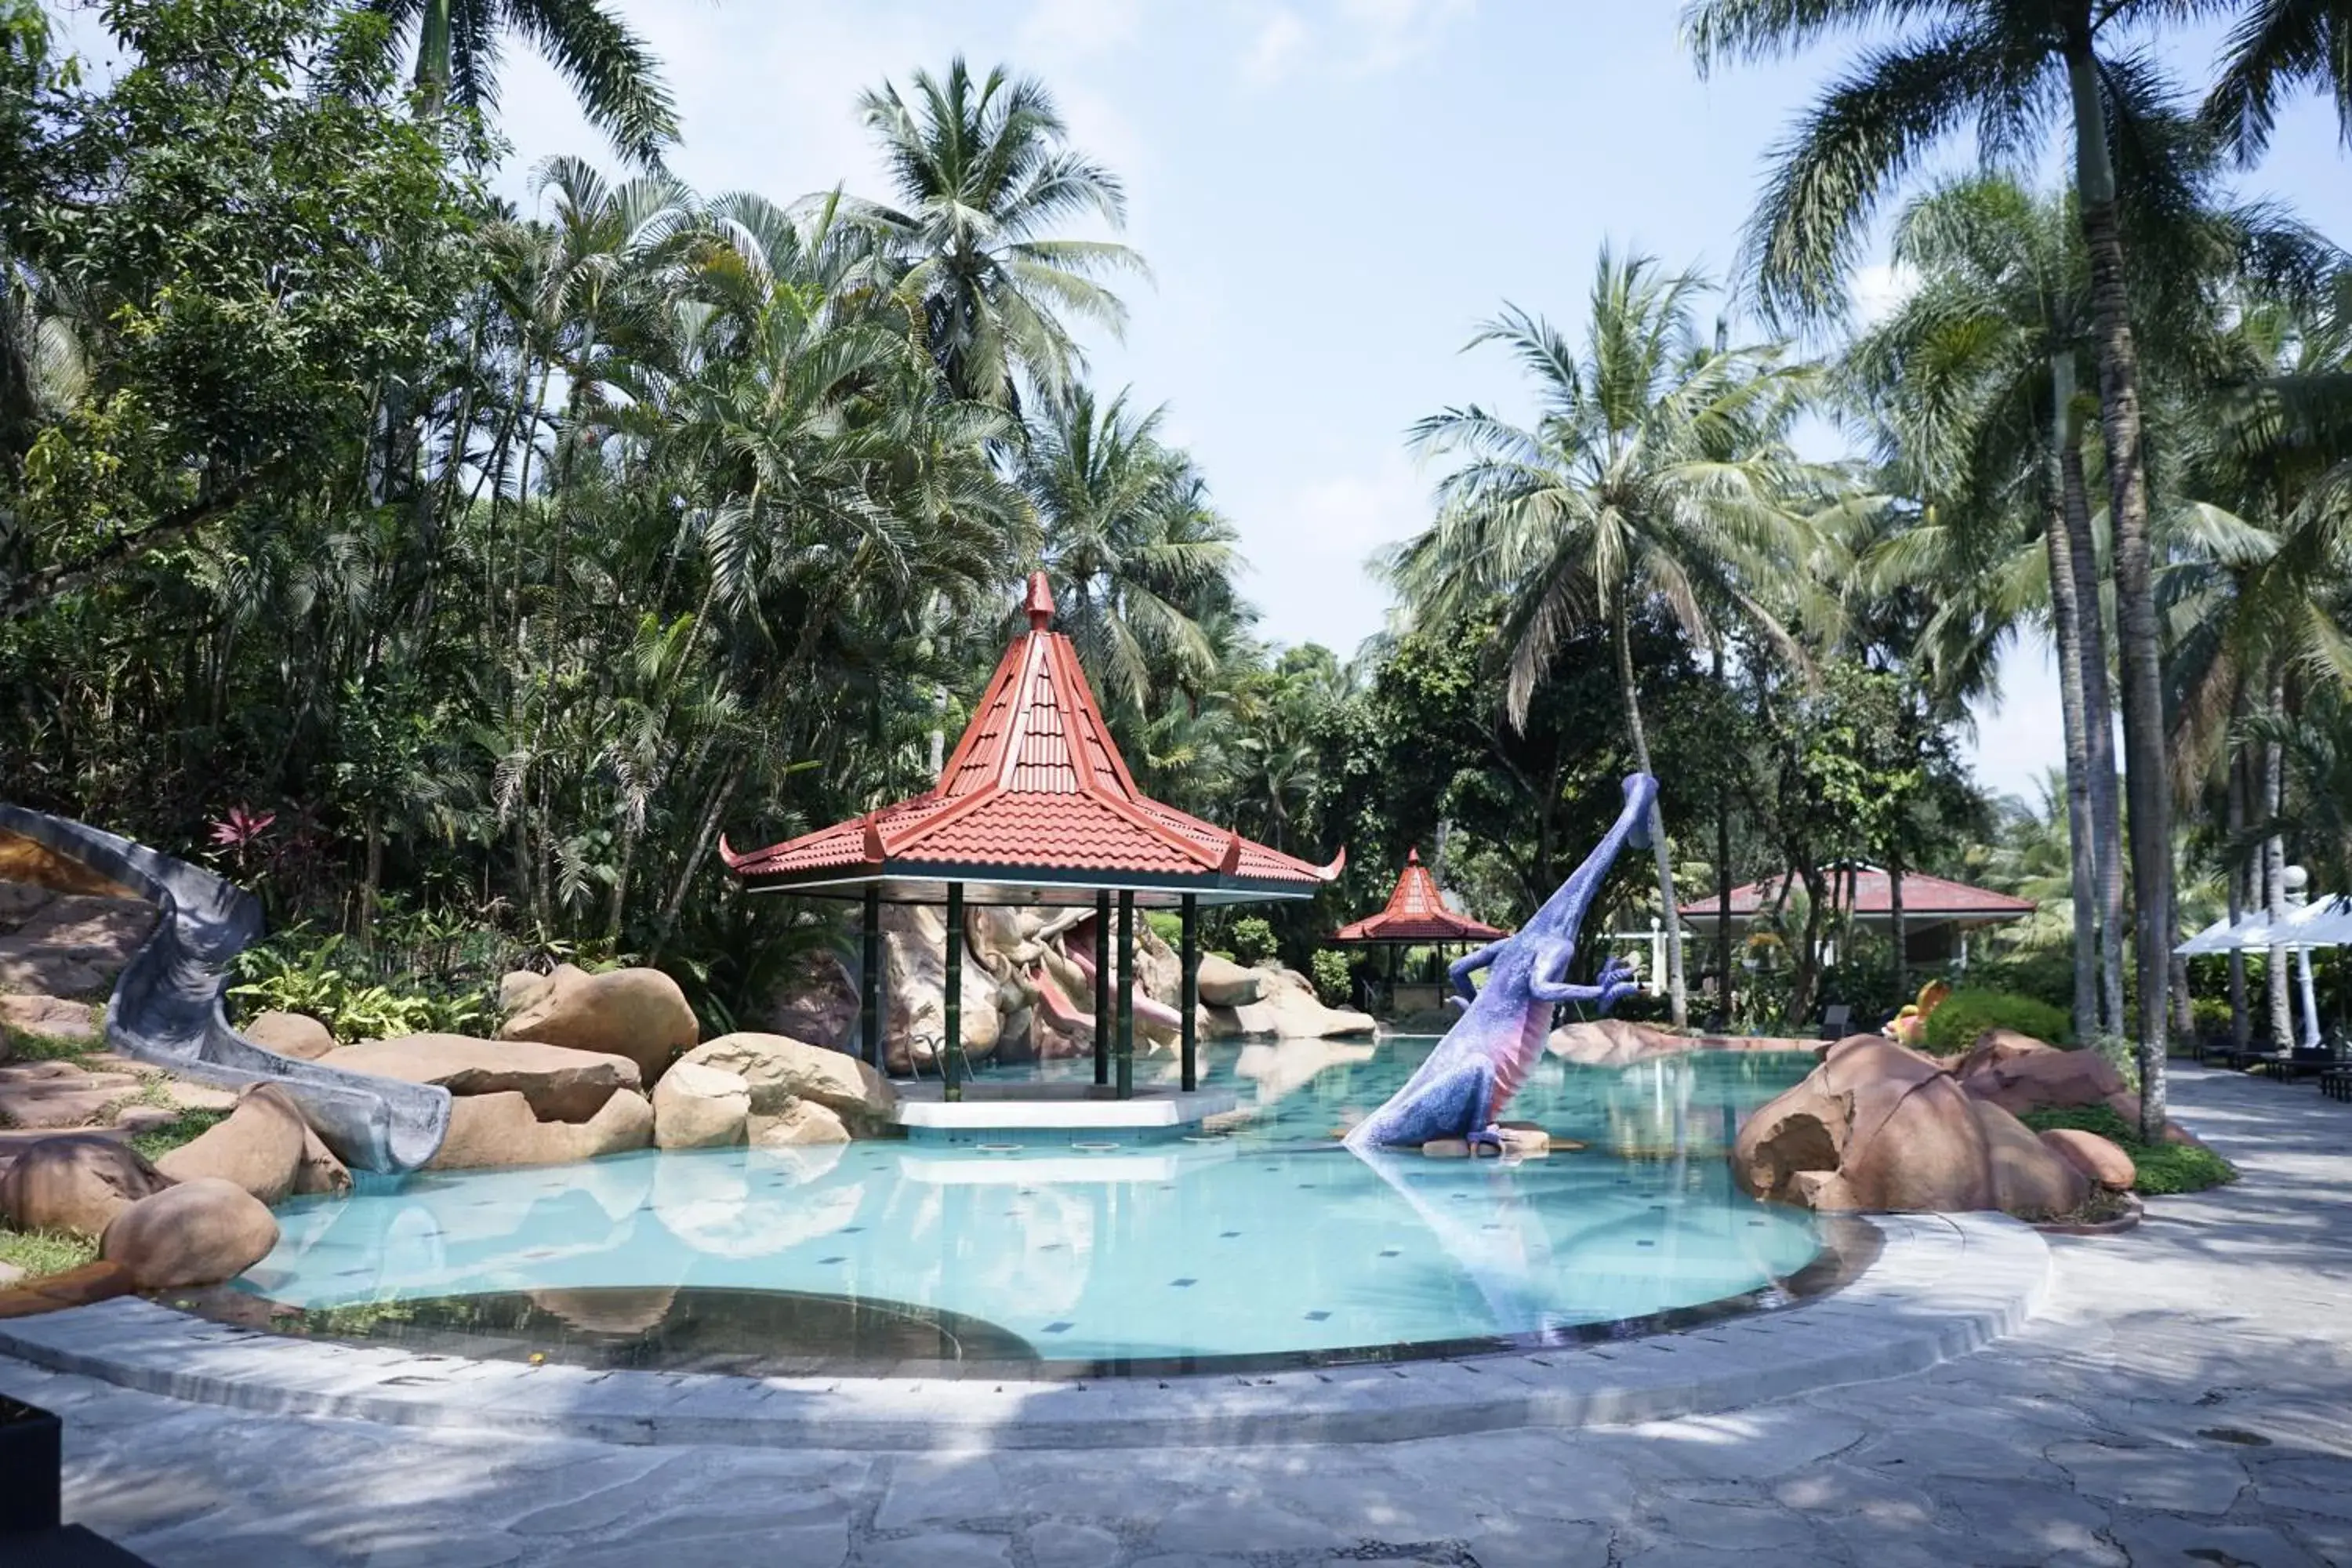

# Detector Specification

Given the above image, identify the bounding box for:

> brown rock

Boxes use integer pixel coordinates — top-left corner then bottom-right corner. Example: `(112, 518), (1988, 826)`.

(0, 892), (154, 998)
(109, 1105), (179, 1134)
(1732, 1078), (1853, 1202)
(1195, 953), (1264, 1007)
(243, 1011), (336, 1061)
(1200, 967), (1375, 1042)
(0, 1134), (172, 1237)
(162, 1080), (238, 1113)
(0, 1064), (141, 1128)
(499, 966), (699, 1086)
(761, 949), (859, 1052)
(677, 1033), (896, 1135)
(1828, 1040), (1997, 1213)
(292, 1123), (352, 1196)
(751, 1099), (850, 1147)
(1789, 1170), (1861, 1211)
(156, 1083), (309, 1203)
(1958, 1043), (2126, 1117)
(1951, 1028), (2056, 1077)
(1494, 1125), (1550, 1156)
(881, 904), (1003, 1073)
(1421, 1138), (1472, 1158)
(2040, 1127), (2136, 1192)
(0, 993), (97, 1043)
(321, 1034), (640, 1123)
(100, 1178), (278, 1289)
(426, 1088), (654, 1171)
(652, 1060), (750, 1150)
(1975, 1100), (2091, 1219)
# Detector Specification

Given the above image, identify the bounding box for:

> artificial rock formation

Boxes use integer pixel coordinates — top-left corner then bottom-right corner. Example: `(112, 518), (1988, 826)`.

(1734, 1033), (2091, 1221)
(754, 1098), (851, 1147)
(426, 1087), (654, 1171)
(2040, 1127), (2137, 1191)
(674, 1032), (896, 1137)
(156, 1083), (310, 1204)
(293, 1123), (353, 1196)
(100, 1178), (279, 1289)
(1194, 953), (1263, 1007)
(242, 1011), (338, 1062)
(1200, 964), (1375, 1042)
(498, 964), (699, 1086)
(652, 1059), (751, 1150)
(761, 949), (858, 1051)
(882, 903), (1004, 1073)
(1548, 1018), (1690, 1068)
(0, 1134), (172, 1237)
(321, 1034), (641, 1123)
(0, 884), (154, 999)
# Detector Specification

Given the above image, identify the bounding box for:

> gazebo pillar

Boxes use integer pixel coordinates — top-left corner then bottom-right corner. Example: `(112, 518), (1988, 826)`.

(1116, 891), (1136, 1100)
(1093, 891), (1112, 1086)
(862, 887), (883, 1071)
(1180, 894), (1199, 1093)
(943, 882), (964, 1102)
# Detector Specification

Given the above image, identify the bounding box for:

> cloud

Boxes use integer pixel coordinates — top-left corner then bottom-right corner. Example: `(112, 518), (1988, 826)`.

(1019, 0), (1148, 63)
(1851, 261), (1921, 326)
(1243, 9), (1312, 86)
(1240, 0), (1469, 87)
(1235, 449), (1429, 655)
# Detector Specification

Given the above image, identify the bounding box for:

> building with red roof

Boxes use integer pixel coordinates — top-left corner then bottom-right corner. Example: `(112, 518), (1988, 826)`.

(1331, 848), (1506, 946)
(723, 573), (1343, 1098)
(1679, 864), (2035, 967)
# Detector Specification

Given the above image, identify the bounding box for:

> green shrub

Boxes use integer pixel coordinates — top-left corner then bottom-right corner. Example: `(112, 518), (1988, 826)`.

(1144, 911), (1183, 946)
(230, 927), (486, 1041)
(1310, 949), (1352, 1007)
(2189, 996), (2233, 1043)
(1229, 916), (1277, 967)
(2018, 1105), (2238, 1196)
(1920, 987), (2072, 1054)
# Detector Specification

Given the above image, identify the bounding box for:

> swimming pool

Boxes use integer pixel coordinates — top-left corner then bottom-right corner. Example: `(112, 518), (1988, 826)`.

(209, 1038), (1838, 1372)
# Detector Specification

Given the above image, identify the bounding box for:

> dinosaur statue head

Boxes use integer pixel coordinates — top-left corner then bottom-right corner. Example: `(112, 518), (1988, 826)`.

(1520, 774), (1660, 943)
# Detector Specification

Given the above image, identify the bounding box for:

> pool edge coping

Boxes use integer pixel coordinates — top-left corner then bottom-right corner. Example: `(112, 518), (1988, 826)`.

(0, 1211), (2050, 1449)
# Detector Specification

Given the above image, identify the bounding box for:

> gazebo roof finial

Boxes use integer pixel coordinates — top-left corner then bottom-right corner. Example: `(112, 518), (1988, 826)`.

(1023, 571), (1054, 632)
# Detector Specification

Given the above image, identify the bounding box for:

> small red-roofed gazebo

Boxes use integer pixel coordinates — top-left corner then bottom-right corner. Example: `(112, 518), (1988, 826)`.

(722, 572), (1343, 1099)
(1327, 848), (1507, 1015)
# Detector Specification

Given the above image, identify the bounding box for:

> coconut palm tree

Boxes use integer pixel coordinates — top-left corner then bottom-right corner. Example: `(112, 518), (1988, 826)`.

(1682, 1), (2222, 1131)
(354, 0), (677, 165)
(851, 58), (1144, 408)
(1024, 386), (1234, 712)
(2208, 0), (2352, 161)
(1388, 249), (1827, 1030)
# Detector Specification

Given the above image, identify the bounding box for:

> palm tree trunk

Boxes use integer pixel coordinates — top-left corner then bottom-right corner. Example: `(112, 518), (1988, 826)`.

(2068, 45), (2169, 1137)
(2265, 670), (2291, 1049)
(2057, 364), (2125, 1036)
(2226, 685), (2251, 1052)
(1613, 604), (1686, 1027)
(2043, 378), (2100, 1047)
(416, 0), (453, 111)
(1713, 641), (1733, 1028)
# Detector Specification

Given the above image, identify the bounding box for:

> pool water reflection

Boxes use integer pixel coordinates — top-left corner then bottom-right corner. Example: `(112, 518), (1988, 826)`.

(224, 1038), (1830, 1368)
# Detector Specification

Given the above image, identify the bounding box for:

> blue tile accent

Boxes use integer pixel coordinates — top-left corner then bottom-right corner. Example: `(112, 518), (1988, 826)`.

(1169, 1277), (1196, 1288)
(1303, 1310), (1331, 1321)
(1040, 1321), (1073, 1334)
(818, 1256), (846, 1264)
(1219, 1230), (1242, 1238)
(1378, 1248), (1401, 1258)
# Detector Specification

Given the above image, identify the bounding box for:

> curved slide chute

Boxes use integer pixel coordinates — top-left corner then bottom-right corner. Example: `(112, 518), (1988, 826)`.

(0, 804), (450, 1173)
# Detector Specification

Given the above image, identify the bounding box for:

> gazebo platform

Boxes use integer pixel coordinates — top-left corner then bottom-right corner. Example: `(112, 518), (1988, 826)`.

(889, 1080), (1240, 1141)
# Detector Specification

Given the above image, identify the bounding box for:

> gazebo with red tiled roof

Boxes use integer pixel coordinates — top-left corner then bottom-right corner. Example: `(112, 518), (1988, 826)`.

(1327, 848), (1508, 1015)
(1330, 848), (1507, 946)
(1679, 863), (2035, 972)
(723, 572), (1343, 1099)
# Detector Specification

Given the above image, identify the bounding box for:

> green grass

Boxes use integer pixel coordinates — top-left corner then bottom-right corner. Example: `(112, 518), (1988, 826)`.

(2020, 1105), (2240, 1196)
(0, 1226), (100, 1281)
(1, 1021), (100, 1065)
(128, 1108), (229, 1163)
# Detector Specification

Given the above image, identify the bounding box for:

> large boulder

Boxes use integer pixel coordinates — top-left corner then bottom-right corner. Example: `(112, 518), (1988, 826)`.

(1733, 1034), (2097, 1221)
(243, 1011), (337, 1062)
(675, 1033), (897, 1136)
(426, 1087), (655, 1171)
(1548, 1018), (1688, 1068)
(321, 1033), (641, 1123)
(156, 1083), (308, 1203)
(0, 891), (154, 998)
(1195, 953), (1264, 1007)
(754, 1098), (851, 1147)
(652, 1060), (750, 1150)
(498, 965), (699, 1086)
(1200, 966), (1375, 1041)
(100, 1178), (278, 1289)
(0, 993), (97, 1044)
(1954, 1033), (2126, 1116)
(761, 949), (859, 1052)
(0, 1134), (172, 1237)
(2041, 1127), (2136, 1192)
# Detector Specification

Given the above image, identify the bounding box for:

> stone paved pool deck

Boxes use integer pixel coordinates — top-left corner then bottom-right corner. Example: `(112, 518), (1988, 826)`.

(3, 1065), (2349, 1566)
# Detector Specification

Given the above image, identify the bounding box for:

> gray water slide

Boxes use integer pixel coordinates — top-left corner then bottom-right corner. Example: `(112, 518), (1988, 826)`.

(0, 804), (449, 1172)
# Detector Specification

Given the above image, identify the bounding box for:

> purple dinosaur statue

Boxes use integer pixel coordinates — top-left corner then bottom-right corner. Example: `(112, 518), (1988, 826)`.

(1342, 773), (1657, 1153)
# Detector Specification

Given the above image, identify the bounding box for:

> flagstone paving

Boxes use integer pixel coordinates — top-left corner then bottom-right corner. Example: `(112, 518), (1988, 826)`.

(4, 1064), (2349, 1566)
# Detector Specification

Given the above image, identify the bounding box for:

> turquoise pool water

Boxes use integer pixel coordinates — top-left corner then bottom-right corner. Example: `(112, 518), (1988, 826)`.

(228, 1039), (1827, 1367)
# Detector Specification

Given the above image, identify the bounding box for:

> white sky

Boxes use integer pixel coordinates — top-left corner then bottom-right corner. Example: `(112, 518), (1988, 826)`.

(55, 0), (2352, 806)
